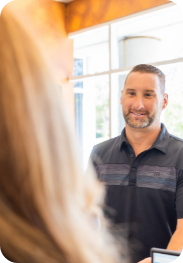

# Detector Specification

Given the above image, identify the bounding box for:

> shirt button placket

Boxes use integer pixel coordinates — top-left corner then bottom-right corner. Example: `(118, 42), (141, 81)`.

(128, 145), (136, 185)
(129, 164), (137, 185)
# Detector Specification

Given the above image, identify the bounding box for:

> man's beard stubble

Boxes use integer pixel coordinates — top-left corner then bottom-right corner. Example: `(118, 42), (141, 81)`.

(122, 109), (157, 129)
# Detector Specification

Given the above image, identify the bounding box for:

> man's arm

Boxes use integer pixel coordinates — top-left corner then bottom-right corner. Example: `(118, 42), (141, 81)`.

(166, 218), (183, 251)
(138, 219), (183, 263)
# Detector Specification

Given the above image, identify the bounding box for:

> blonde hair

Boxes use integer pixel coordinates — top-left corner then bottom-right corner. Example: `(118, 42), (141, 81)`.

(0, 7), (119, 263)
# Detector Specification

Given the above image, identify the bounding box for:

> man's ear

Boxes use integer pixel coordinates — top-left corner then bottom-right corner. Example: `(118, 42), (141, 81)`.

(120, 90), (123, 106)
(162, 93), (168, 110)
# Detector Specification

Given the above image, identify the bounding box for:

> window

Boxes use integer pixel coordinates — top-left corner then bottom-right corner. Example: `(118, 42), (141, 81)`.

(70, 2), (183, 167)
(74, 75), (109, 166)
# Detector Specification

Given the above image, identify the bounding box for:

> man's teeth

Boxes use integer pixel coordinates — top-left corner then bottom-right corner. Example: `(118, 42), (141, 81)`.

(133, 112), (144, 115)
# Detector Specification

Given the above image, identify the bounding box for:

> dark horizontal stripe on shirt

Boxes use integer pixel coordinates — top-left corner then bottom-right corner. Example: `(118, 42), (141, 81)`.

(137, 165), (176, 192)
(96, 164), (176, 192)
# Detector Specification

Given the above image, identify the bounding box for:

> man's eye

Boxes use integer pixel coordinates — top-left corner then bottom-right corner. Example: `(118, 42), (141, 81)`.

(128, 92), (135, 96)
(145, 93), (152, 97)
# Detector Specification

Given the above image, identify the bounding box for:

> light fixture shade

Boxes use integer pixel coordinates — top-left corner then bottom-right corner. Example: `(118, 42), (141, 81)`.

(54, 0), (75, 3)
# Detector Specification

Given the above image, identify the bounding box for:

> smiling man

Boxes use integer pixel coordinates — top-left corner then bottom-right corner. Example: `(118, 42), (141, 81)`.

(90, 64), (183, 263)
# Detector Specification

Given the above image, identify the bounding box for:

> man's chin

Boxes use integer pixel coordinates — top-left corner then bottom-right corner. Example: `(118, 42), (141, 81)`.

(126, 120), (150, 129)
(123, 113), (154, 129)
(128, 124), (148, 129)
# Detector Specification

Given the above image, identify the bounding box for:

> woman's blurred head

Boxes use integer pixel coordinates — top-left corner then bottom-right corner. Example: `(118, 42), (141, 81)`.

(0, 7), (119, 263)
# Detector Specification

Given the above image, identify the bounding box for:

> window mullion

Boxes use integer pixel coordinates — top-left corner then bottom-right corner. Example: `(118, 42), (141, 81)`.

(109, 24), (112, 139)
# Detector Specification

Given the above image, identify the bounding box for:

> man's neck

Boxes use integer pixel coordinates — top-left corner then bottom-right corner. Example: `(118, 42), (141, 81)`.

(125, 122), (161, 157)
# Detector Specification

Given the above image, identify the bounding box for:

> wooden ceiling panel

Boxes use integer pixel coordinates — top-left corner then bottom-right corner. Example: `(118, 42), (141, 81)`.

(66, 0), (171, 33)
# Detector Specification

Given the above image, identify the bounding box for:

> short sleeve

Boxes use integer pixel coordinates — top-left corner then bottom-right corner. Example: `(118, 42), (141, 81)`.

(176, 169), (183, 218)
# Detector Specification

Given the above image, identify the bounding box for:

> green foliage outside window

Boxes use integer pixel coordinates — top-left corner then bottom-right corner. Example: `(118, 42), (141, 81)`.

(95, 80), (109, 139)
(162, 63), (183, 139)
(164, 102), (183, 139)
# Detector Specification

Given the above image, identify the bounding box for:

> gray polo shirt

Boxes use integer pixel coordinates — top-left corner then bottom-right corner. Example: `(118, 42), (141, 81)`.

(90, 124), (183, 263)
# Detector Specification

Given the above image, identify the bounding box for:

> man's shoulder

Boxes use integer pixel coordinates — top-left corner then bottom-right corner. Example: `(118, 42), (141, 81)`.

(92, 135), (121, 153)
(169, 133), (183, 149)
(169, 134), (183, 144)
(90, 135), (121, 165)
(167, 134), (183, 169)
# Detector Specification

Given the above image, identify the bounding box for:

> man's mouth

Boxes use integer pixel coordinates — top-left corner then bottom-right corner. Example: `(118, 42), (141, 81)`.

(130, 111), (147, 116)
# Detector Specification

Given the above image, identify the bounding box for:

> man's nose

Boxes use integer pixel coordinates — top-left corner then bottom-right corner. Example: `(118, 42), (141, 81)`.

(133, 96), (145, 110)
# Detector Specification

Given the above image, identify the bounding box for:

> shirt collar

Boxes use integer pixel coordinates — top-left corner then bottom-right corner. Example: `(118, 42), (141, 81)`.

(119, 123), (169, 154)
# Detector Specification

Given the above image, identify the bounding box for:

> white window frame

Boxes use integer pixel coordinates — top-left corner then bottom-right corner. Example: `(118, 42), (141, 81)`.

(69, 1), (183, 138)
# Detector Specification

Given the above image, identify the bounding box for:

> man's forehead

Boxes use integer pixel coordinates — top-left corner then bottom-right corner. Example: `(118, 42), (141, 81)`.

(124, 72), (160, 89)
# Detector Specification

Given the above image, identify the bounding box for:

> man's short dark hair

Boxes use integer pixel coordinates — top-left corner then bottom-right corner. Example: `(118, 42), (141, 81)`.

(125, 64), (165, 94)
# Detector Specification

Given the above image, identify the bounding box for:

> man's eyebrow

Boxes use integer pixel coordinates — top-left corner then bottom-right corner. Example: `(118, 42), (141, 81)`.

(125, 88), (136, 91)
(124, 88), (155, 93)
(144, 89), (155, 93)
